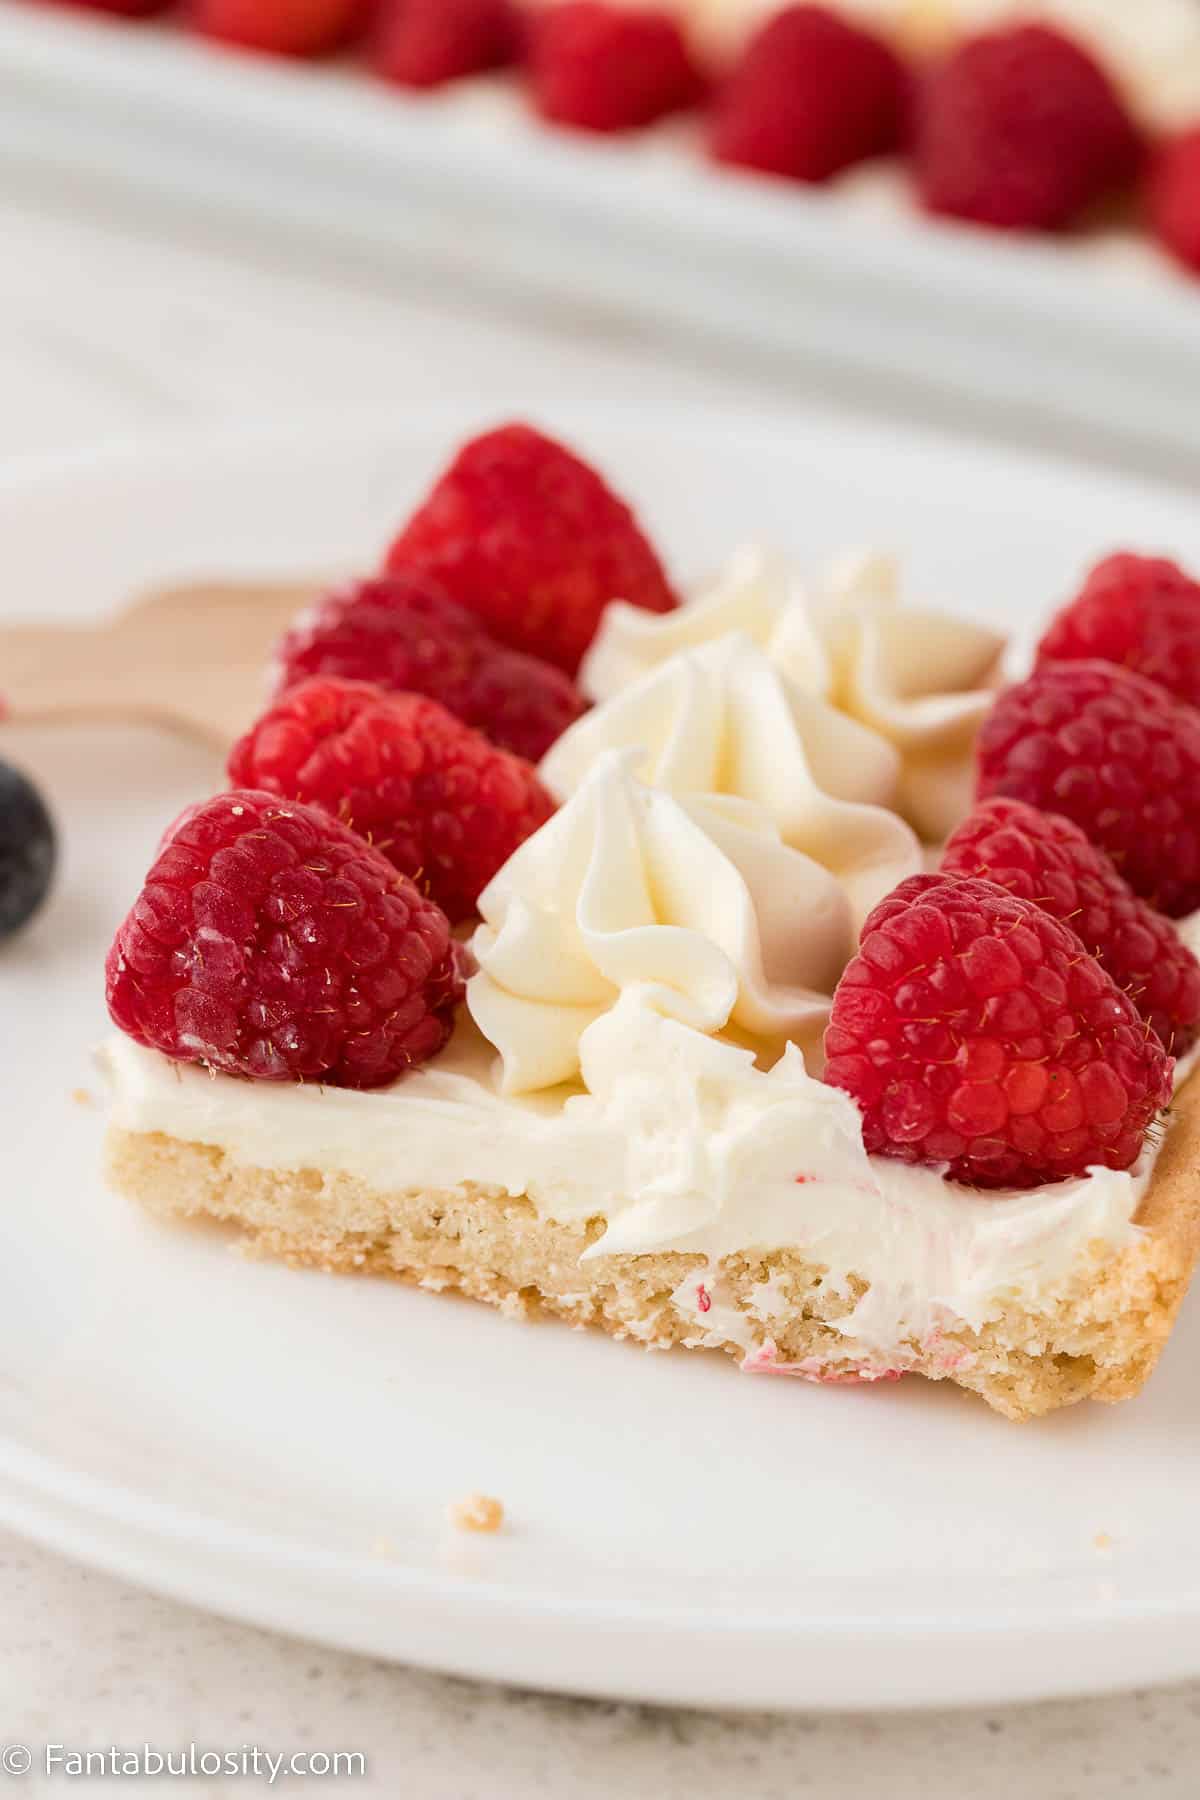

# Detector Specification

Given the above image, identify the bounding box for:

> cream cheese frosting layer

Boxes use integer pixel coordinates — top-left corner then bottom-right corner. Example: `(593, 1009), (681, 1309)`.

(100, 993), (1153, 1366)
(581, 546), (1005, 841)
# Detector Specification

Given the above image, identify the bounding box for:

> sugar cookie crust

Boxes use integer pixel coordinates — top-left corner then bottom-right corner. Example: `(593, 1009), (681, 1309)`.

(104, 1067), (1200, 1421)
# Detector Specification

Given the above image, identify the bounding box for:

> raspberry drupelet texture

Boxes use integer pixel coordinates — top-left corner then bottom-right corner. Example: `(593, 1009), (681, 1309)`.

(385, 423), (678, 675)
(942, 798), (1200, 1055)
(1149, 128), (1200, 275)
(372, 0), (524, 89)
(272, 571), (585, 765)
(975, 660), (1200, 917)
(914, 24), (1142, 231)
(105, 790), (465, 1089)
(228, 678), (556, 925)
(824, 873), (1172, 1190)
(1036, 552), (1200, 711)
(530, 3), (705, 134)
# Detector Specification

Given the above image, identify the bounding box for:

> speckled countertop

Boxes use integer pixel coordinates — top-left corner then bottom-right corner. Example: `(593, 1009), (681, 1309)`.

(2, 172), (1199, 1796)
(5, 1530), (1200, 1796)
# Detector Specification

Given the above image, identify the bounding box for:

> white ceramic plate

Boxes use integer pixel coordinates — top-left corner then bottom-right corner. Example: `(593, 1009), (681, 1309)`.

(6, 409), (1200, 1713)
(2, 3), (1200, 465)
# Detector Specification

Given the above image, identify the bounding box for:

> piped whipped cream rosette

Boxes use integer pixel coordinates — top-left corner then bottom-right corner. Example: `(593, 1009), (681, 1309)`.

(472, 627), (932, 1094)
(581, 546), (1006, 841)
(543, 631), (921, 929)
(468, 746), (865, 1093)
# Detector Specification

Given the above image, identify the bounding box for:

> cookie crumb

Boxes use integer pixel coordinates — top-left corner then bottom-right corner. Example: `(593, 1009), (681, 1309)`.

(1094, 1531), (1114, 1552)
(71, 1088), (96, 1109)
(449, 1493), (504, 1534)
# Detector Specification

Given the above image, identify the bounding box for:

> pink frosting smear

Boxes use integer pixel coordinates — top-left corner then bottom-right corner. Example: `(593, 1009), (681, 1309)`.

(740, 1340), (904, 1385)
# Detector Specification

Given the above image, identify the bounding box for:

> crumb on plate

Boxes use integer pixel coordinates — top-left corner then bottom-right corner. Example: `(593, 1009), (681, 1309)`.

(449, 1493), (504, 1534)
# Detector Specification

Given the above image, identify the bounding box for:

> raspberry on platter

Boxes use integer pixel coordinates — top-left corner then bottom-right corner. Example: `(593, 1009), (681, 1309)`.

(914, 23), (1142, 231)
(709, 4), (907, 183)
(1149, 127), (1200, 275)
(530, 3), (706, 134)
(47, 0), (167, 14)
(372, 0), (524, 89)
(190, 0), (365, 56)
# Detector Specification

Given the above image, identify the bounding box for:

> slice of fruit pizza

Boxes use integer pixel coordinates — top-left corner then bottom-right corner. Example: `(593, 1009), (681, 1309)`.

(100, 422), (1200, 1420)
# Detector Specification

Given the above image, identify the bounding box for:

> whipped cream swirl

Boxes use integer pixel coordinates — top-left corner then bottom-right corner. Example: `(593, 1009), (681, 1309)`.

(581, 546), (1005, 840)
(543, 632), (920, 931)
(469, 747), (863, 1094)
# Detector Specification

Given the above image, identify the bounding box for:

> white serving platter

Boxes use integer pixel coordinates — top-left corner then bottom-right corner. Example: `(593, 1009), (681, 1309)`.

(2, 3), (1200, 466)
(5, 408), (1200, 1712)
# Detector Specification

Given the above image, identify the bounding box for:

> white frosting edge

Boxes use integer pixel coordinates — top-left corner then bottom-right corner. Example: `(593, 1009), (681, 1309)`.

(100, 987), (1186, 1372)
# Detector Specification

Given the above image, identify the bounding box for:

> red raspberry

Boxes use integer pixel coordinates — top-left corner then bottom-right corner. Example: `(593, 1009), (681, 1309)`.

(975, 661), (1200, 917)
(824, 872), (1172, 1189)
(709, 6), (906, 184)
(385, 423), (678, 675)
(228, 678), (555, 924)
(530, 4), (705, 134)
(942, 798), (1200, 1055)
(272, 571), (585, 765)
(190, 0), (364, 55)
(1149, 128), (1200, 274)
(106, 790), (464, 1088)
(43, 0), (166, 15)
(372, 0), (523, 89)
(915, 24), (1142, 231)
(1036, 551), (1200, 710)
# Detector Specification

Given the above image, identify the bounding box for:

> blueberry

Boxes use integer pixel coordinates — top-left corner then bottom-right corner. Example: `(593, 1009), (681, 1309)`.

(0, 759), (56, 940)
